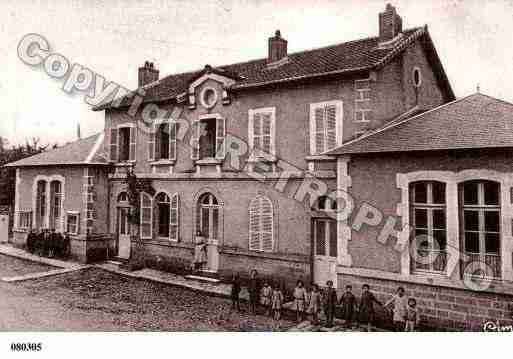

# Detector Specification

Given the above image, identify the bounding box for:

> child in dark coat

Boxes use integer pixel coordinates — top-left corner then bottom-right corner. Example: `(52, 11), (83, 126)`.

(339, 284), (357, 328)
(230, 274), (241, 312)
(324, 280), (338, 328)
(248, 269), (260, 315)
(358, 284), (383, 332)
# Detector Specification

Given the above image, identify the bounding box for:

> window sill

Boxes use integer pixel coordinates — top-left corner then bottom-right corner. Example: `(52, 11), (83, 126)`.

(195, 159), (223, 165)
(13, 228), (28, 233)
(114, 162), (136, 167)
(150, 159), (176, 166)
(247, 155), (278, 163)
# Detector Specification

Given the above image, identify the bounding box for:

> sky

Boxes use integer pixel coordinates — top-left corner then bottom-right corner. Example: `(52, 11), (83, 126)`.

(1, 0), (513, 146)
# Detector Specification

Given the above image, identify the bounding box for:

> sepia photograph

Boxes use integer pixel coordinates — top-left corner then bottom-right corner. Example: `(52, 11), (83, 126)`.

(0, 0), (512, 357)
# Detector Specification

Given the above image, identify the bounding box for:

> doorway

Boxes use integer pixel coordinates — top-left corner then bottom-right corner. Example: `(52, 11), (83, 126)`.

(312, 219), (337, 287)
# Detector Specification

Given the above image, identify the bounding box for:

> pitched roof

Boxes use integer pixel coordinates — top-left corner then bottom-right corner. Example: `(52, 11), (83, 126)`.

(4, 133), (108, 167)
(326, 93), (513, 155)
(93, 26), (454, 111)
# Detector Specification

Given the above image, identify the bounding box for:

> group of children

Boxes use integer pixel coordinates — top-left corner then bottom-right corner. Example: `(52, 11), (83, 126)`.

(231, 270), (420, 331)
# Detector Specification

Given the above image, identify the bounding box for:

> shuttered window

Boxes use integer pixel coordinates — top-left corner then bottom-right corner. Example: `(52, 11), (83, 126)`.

(170, 194), (179, 241)
(191, 120), (200, 160)
(140, 192), (153, 239)
(215, 117), (226, 159)
(309, 101), (343, 154)
(149, 121), (177, 161)
(248, 108), (276, 158)
(109, 128), (118, 162)
(248, 196), (274, 252)
(112, 125), (136, 162)
(129, 127), (137, 161)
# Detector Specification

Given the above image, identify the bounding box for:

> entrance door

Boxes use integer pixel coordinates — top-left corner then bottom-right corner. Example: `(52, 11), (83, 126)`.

(198, 193), (220, 272)
(0, 215), (8, 243)
(313, 219), (337, 287)
(117, 207), (131, 259)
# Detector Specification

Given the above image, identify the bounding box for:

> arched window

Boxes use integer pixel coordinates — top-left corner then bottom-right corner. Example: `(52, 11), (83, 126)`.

(117, 192), (129, 203)
(50, 180), (63, 231)
(459, 180), (501, 278)
(249, 196), (274, 252)
(409, 181), (447, 273)
(140, 192), (153, 239)
(197, 193), (219, 239)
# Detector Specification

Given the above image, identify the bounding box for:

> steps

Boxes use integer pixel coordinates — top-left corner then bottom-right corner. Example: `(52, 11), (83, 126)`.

(185, 274), (221, 284)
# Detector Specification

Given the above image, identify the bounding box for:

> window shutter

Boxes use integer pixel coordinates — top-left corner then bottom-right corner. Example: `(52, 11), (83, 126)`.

(248, 111), (255, 155)
(154, 125), (161, 160)
(249, 198), (260, 251)
(129, 126), (137, 161)
(215, 117), (226, 159)
(261, 197), (274, 252)
(109, 128), (118, 162)
(253, 113), (262, 156)
(148, 124), (155, 161)
(170, 194), (179, 241)
(169, 122), (177, 160)
(140, 193), (153, 239)
(314, 107), (325, 154)
(325, 105), (337, 151)
(191, 120), (199, 160)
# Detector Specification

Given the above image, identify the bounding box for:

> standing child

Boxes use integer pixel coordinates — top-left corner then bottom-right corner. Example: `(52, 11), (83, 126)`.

(384, 287), (408, 332)
(260, 281), (273, 316)
(271, 283), (284, 321)
(230, 273), (241, 312)
(358, 284), (383, 332)
(293, 280), (307, 323)
(324, 280), (338, 328)
(339, 285), (357, 328)
(404, 298), (419, 332)
(307, 284), (322, 325)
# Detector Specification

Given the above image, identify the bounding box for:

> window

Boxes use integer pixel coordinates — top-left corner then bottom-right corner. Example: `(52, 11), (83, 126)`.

(191, 117), (226, 160)
(459, 180), (501, 279)
(66, 212), (80, 235)
(309, 100), (343, 155)
(153, 192), (179, 241)
(248, 108), (276, 158)
(50, 180), (62, 231)
(410, 181), (447, 274)
(36, 180), (47, 229)
(197, 193), (220, 240)
(156, 192), (170, 239)
(413, 67), (422, 88)
(17, 210), (32, 230)
(313, 195), (338, 211)
(110, 125), (136, 162)
(200, 87), (218, 109)
(140, 192), (153, 239)
(354, 79), (372, 123)
(148, 121), (177, 161)
(117, 192), (129, 203)
(249, 196), (274, 252)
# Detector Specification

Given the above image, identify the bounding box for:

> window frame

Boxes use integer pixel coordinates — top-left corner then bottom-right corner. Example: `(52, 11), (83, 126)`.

(17, 210), (33, 231)
(248, 195), (274, 253)
(66, 211), (80, 235)
(354, 78), (372, 123)
(140, 192), (153, 240)
(192, 114), (226, 161)
(309, 100), (343, 155)
(112, 123), (136, 163)
(248, 107), (276, 160)
(148, 120), (177, 162)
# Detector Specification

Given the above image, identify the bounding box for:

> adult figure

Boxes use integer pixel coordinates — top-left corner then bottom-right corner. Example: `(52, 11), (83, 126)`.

(192, 230), (207, 271)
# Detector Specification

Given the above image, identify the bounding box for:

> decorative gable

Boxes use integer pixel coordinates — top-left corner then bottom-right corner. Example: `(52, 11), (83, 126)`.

(187, 65), (238, 109)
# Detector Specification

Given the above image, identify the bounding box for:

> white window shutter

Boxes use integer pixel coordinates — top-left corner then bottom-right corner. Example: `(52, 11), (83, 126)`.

(109, 128), (118, 162)
(248, 110), (254, 155)
(215, 117), (226, 159)
(148, 124), (155, 161)
(261, 197), (274, 252)
(129, 126), (137, 161)
(169, 122), (177, 160)
(314, 107), (325, 154)
(249, 198), (260, 251)
(140, 193), (153, 239)
(170, 194), (179, 241)
(191, 120), (199, 160)
(262, 113), (272, 155)
(325, 105), (337, 151)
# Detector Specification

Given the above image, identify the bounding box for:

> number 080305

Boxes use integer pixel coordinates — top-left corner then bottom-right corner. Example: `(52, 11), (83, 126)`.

(10, 343), (42, 351)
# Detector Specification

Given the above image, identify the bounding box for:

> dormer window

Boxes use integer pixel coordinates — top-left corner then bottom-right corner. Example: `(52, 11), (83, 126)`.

(413, 67), (422, 88)
(200, 87), (218, 109)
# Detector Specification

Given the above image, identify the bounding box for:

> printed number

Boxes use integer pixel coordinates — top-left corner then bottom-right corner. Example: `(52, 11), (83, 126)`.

(10, 343), (42, 351)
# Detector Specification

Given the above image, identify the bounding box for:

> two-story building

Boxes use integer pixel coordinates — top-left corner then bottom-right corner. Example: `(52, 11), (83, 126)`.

(10, 5), (512, 330)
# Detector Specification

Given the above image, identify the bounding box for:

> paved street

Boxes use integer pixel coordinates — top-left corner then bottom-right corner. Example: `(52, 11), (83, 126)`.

(0, 261), (293, 331)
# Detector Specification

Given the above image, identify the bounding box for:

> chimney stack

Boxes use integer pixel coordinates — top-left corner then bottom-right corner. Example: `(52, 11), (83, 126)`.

(138, 61), (159, 87)
(379, 4), (403, 43)
(268, 30), (288, 63)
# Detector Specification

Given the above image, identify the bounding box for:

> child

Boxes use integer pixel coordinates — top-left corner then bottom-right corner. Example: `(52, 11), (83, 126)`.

(358, 284), (383, 332)
(307, 284), (322, 325)
(260, 281), (273, 316)
(230, 273), (241, 312)
(384, 286), (408, 331)
(404, 298), (419, 332)
(339, 285), (357, 328)
(293, 280), (307, 323)
(271, 283), (284, 321)
(324, 280), (338, 328)
(248, 269), (260, 315)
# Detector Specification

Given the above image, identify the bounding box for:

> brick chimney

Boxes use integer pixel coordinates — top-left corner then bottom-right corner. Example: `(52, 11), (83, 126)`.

(138, 61), (159, 87)
(268, 30), (288, 63)
(379, 4), (403, 43)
